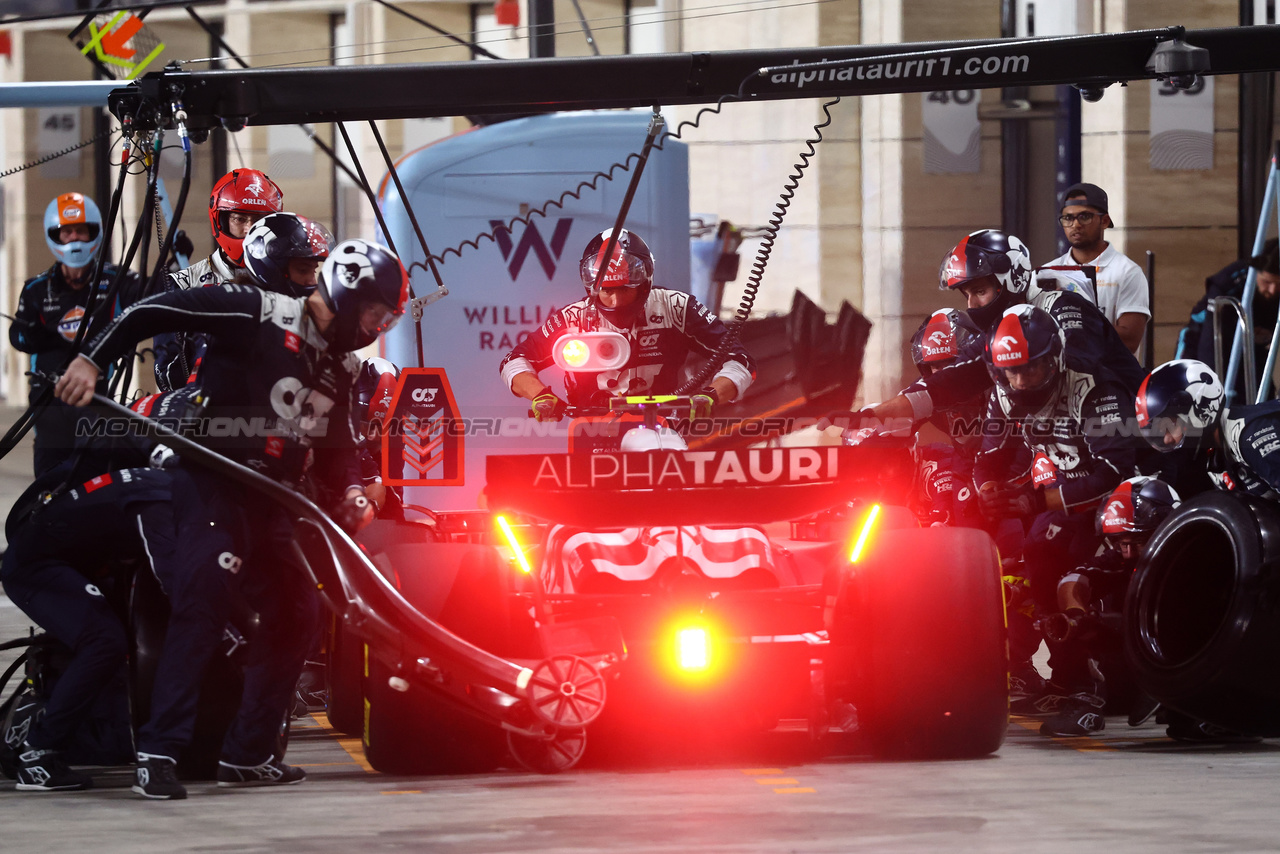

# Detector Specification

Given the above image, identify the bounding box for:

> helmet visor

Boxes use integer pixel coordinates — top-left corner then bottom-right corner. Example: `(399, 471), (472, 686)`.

(581, 250), (648, 289)
(1139, 415), (1190, 452)
(989, 354), (1060, 408)
(939, 242), (1010, 291)
(359, 301), (401, 340)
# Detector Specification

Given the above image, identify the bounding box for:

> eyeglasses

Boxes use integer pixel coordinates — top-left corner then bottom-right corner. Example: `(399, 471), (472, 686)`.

(1059, 212), (1100, 226)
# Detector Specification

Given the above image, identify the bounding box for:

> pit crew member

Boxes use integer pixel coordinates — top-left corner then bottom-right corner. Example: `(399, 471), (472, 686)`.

(972, 305), (1143, 712)
(9, 193), (143, 476)
(1037, 476), (1179, 737)
(55, 238), (406, 798)
(129, 212), (335, 430)
(355, 357), (403, 519)
(1137, 358), (1280, 498)
(499, 228), (755, 421)
(153, 168), (284, 392)
(859, 229), (1143, 431)
(1, 460), (177, 792)
(904, 309), (988, 528)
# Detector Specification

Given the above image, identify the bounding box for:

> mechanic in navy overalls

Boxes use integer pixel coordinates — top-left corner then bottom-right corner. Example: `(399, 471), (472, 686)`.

(9, 192), (143, 475)
(56, 238), (407, 798)
(130, 212), (335, 436)
(499, 228), (756, 422)
(1, 451), (179, 792)
(855, 229), (1143, 431)
(1137, 357), (1280, 498)
(152, 169), (284, 392)
(972, 305), (1144, 716)
(900, 308), (989, 529)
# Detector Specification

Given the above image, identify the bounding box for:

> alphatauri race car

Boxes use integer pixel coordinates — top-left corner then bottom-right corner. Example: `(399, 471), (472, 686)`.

(326, 396), (1009, 773)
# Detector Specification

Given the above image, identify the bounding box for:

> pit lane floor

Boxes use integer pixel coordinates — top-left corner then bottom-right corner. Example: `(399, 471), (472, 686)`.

(2, 407), (1278, 852)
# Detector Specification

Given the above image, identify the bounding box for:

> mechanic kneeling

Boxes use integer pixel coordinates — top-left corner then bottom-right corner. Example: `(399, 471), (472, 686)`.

(972, 305), (1144, 717)
(55, 238), (405, 798)
(1035, 476), (1179, 736)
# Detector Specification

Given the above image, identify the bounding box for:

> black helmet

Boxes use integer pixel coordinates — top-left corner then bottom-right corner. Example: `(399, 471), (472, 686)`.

(939, 229), (1033, 330)
(243, 212), (334, 297)
(355, 357), (399, 436)
(316, 239), (409, 352)
(579, 228), (654, 325)
(1096, 475), (1181, 540)
(984, 305), (1065, 410)
(1136, 359), (1224, 453)
(910, 308), (984, 377)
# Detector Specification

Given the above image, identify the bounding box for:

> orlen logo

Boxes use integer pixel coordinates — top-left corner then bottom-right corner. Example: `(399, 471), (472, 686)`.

(943, 251), (968, 285)
(491, 218), (573, 281)
(1031, 453), (1057, 486)
(1100, 485), (1134, 533)
(919, 312), (956, 361)
(410, 387), (438, 404)
(990, 313), (1028, 365)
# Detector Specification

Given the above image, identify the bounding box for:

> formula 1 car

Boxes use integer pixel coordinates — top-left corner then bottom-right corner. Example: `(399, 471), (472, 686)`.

(328, 396), (1009, 772)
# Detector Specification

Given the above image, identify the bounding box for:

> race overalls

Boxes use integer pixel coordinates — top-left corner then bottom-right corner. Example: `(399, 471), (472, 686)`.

(9, 263), (143, 474)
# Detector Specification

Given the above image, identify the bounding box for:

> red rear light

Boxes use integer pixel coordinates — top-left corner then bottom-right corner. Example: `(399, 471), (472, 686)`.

(676, 627), (710, 670)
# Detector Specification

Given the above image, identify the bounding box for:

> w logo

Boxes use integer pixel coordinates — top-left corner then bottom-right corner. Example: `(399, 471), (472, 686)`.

(491, 218), (573, 281)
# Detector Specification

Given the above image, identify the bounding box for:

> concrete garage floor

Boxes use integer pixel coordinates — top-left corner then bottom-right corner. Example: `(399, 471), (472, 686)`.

(1, 407), (1279, 852)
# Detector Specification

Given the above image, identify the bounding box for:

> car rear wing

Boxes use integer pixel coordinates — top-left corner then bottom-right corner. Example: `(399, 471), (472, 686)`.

(486, 445), (913, 527)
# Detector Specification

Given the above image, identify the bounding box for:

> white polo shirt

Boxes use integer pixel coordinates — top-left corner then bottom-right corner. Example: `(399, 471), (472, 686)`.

(1043, 243), (1150, 326)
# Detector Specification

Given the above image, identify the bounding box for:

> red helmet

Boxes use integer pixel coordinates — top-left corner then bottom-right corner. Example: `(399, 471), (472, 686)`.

(208, 169), (284, 263)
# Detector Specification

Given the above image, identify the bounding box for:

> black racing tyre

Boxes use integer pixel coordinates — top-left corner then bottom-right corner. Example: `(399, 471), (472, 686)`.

(841, 526), (1008, 759)
(1125, 490), (1280, 736)
(324, 616), (364, 736)
(361, 654), (505, 775)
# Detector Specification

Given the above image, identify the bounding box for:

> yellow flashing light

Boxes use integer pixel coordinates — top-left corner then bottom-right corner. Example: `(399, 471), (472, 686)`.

(848, 503), (882, 563)
(495, 515), (532, 574)
(560, 338), (590, 369)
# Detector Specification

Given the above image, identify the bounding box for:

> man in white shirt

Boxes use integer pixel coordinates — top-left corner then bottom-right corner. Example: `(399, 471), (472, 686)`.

(1042, 183), (1150, 354)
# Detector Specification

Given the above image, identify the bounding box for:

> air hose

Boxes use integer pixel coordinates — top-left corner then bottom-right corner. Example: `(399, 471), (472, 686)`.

(677, 96), (842, 393)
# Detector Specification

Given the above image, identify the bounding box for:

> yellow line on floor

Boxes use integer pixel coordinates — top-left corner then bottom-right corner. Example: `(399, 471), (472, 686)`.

(381, 789), (422, 795)
(755, 778), (799, 785)
(292, 762), (362, 768)
(310, 712), (376, 773)
(741, 768), (784, 775)
(774, 787), (815, 794)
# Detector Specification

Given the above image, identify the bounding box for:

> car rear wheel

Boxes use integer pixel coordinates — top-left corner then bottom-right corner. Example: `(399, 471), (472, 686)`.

(838, 526), (1008, 759)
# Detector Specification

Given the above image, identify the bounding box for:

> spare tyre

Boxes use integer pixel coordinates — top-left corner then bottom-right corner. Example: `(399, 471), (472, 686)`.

(1125, 489), (1280, 736)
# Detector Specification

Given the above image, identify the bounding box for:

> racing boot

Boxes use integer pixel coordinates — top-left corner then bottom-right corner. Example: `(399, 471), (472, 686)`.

(1165, 711), (1263, 744)
(216, 757), (307, 788)
(15, 743), (92, 792)
(1039, 692), (1105, 737)
(133, 752), (187, 800)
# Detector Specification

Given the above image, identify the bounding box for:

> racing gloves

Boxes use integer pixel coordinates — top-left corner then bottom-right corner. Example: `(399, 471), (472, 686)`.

(530, 388), (567, 422)
(689, 390), (716, 422)
(334, 489), (374, 535)
(977, 481), (1047, 522)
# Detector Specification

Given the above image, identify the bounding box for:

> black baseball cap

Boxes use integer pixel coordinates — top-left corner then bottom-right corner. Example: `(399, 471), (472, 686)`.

(1249, 237), (1280, 275)
(1061, 183), (1111, 224)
